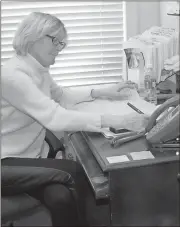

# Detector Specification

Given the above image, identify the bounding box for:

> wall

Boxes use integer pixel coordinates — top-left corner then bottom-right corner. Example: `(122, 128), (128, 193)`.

(160, 1), (179, 31)
(126, 1), (161, 39)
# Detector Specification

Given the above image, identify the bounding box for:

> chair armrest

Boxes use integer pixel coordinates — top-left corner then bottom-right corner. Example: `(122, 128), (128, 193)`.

(45, 129), (65, 158)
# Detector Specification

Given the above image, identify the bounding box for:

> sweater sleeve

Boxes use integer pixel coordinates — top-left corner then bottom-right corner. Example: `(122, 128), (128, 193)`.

(48, 75), (94, 108)
(2, 68), (101, 132)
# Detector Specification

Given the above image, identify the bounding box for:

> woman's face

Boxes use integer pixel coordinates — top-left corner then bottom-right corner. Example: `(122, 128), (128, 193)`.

(30, 27), (67, 67)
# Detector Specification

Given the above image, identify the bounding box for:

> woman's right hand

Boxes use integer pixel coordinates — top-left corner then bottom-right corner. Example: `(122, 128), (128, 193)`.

(122, 112), (150, 132)
(101, 113), (150, 132)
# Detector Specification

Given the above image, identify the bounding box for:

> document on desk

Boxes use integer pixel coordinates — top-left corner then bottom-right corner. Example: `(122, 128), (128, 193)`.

(130, 151), (155, 160)
(73, 89), (158, 136)
(106, 155), (130, 164)
(73, 89), (157, 115)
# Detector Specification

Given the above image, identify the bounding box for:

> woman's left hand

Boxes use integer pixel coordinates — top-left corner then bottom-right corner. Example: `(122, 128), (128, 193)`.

(103, 81), (137, 99)
(91, 81), (137, 99)
(110, 81), (137, 92)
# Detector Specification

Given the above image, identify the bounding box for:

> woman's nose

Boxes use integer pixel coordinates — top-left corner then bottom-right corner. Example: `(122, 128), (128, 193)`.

(56, 44), (65, 52)
(56, 46), (62, 51)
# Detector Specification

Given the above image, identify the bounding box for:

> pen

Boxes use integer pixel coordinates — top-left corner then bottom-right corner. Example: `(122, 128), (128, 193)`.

(127, 102), (144, 114)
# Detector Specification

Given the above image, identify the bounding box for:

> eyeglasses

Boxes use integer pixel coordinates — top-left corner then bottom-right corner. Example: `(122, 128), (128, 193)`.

(46, 35), (66, 48)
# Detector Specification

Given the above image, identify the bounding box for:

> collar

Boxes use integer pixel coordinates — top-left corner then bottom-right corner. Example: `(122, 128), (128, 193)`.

(17, 53), (49, 73)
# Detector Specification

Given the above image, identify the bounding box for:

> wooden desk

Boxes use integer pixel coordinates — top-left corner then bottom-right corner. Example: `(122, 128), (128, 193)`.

(64, 131), (179, 226)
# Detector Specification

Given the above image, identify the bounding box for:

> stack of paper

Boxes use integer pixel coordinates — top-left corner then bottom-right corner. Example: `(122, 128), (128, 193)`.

(74, 89), (157, 116)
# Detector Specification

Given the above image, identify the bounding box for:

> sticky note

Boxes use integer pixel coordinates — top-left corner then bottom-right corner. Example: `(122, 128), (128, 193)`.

(130, 151), (155, 160)
(106, 155), (129, 164)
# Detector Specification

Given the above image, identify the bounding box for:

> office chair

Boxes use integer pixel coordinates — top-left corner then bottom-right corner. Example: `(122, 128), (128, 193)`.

(45, 129), (65, 158)
(1, 130), (65, 227)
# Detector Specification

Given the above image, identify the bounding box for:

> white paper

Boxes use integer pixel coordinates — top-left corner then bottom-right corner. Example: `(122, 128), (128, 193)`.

(72, 89), (160, 136)
(128, 99), (157, 116)
(130, 151), (155, 160)
(106, 155), (130, 164)
(73, 89), (157, 116)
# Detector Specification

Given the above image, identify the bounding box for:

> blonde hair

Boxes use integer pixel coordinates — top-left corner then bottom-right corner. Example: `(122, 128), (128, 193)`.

(13, 12), (65, 55)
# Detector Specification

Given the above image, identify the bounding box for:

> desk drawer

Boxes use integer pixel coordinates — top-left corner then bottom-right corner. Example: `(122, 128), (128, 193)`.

(64, 132), (109, 200)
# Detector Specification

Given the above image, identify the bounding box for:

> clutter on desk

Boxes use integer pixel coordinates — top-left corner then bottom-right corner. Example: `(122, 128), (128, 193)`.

(74, 88), (158, 141)
(109, 127), (131, 134)
(105, 96), (179, 149)
(110, 131), (145, 148)
(123, 26), (179, 104)
(74, 88), (157, 116)
(130, 150), (155, 160)
(100, 128), (136, 140)
(106, 155), (130, 164)
(157, 73), (178, 94)
(145, 96), (179, 147)
(160, 55), (180, 95)
(124, 26), (179, 82)
(164, 55), (179, 72)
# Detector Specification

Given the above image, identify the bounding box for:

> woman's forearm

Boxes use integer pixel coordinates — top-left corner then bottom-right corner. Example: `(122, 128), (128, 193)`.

(101, 114), (125, 129)
(91, 87), (110, 98)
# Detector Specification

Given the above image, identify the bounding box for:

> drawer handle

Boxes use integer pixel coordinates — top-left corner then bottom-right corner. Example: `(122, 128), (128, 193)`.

(177, 173), (180, 182)
(67, 153), (74, 160)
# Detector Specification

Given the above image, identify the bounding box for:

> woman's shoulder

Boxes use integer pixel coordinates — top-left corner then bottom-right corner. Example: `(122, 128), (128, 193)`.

(2, 55), (18, 70)
(2, 54), (31, 77)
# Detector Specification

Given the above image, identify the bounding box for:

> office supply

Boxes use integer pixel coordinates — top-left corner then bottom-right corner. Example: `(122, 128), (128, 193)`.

(111, 131), (138, 143)
(109, 127), (131, 134)
(124, 44), (146, 87)
(106, 155), (129, 164)
(146, 95), (179, 144)
(98, 128), (133, 139)
(111, 131), (145, 148)
(73, 89), (158, 138)
(150, 136), (180, 153)
(130, 150), (155, 160)
(157, 93), (176, 100)
(144, 67), (158, 104)
(129, 99), (158, 115)
(160, 71), (178, 94)
(127, 102), (144, 114)
(167, 13), (180, 16)
(123, 26), (179, 85)
(73, 88), (157, 116)
(112, 97), (180, 148)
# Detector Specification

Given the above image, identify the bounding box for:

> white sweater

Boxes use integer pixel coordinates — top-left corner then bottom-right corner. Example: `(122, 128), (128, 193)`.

(1, 54), (101, 159)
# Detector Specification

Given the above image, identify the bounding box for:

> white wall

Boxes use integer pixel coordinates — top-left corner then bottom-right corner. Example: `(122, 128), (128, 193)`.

(126, 1), (161, 39)
(160, 1), (179, 31)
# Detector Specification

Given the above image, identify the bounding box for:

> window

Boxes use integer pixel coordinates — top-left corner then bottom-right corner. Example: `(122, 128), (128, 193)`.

(1, 1), (126, 87)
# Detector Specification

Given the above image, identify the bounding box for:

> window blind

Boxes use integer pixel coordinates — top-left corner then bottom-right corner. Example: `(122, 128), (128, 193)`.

(1, 1), (125, 87)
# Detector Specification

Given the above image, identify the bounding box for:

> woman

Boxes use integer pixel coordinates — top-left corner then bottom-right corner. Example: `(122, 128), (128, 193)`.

(1, 12), (149, 226)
